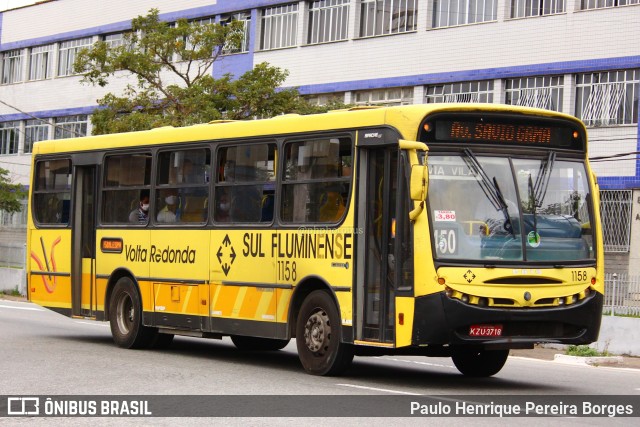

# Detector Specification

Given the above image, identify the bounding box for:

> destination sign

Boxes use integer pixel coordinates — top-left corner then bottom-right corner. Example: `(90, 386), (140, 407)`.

(420, 114), (584, 151)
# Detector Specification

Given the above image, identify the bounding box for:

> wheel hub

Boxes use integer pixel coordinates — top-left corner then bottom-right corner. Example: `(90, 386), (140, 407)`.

(304, 310), (331, 354)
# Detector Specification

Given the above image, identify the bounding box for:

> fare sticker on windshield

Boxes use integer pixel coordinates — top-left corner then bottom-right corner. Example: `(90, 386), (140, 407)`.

(434, 210), (456, 221)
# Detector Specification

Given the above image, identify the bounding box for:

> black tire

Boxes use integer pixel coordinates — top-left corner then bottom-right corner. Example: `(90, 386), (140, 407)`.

(231, 335), (290, 351)
(109, 277), (157, 349)
(296, 290), (354, 376)
(451, 348), (509, 377)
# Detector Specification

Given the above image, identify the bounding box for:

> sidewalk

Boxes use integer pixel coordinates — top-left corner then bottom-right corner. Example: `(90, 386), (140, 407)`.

(511, 345), (640, 369)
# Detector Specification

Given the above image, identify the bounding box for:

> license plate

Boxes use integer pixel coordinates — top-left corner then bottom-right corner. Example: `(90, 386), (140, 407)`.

(469, 325), (503, 337)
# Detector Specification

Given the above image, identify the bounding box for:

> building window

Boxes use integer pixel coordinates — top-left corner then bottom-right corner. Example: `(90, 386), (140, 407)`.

(0, 121), (20, 155)
(1, 49), (23, 84)
(600, 190), (632, 252)
(25, 119), (50, 154)
(221, 12), (251, 54)
(360, 0), (417, 37)
(581, 0), (639, 10)
(54, 115), (88, 139)
(575, 69), (639, 127)
(354, 87), (414, 106)
(305, 92), (346, 105)
(432, 0), (497, 28)
(426, 80), (494, 103)
(58, 37), (93, 77)
(29, 44), (54, 81)
(511, 0), (565, 18)
(102, 33), (126, 49)
(505, 76), (563, 111)
(261, 4), (299, 50)
(308, 0), (350, 44)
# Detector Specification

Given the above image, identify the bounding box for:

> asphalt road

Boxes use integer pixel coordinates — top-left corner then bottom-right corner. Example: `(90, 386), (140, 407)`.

(1, 299), (639, 425)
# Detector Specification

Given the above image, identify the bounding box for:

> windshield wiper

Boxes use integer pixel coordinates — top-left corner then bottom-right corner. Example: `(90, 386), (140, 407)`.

(533, 152), (555, 207)
(528, 174), (537, 234)
(462, 148), (514, 236)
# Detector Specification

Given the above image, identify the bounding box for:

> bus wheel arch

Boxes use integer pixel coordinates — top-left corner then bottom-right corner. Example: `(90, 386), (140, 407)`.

(290, 278), (354, 376)
(105, 270), (157, 349)
(288, 276), (337, 339)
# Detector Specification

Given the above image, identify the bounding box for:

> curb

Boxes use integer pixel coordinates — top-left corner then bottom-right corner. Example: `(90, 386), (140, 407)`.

(553, 354), (624, 366)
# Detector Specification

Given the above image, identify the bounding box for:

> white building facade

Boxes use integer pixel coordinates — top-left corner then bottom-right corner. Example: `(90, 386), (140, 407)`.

(0, 0), (639, 274)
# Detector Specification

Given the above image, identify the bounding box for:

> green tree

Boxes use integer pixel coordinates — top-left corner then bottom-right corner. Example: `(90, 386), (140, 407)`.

(75, 9), (327, 134)
(0, 167), (26, 214)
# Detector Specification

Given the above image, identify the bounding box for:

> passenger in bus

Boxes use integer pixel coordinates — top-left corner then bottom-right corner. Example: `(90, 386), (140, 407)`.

(128, 191), (150, 224)
(157, 195), (178, 223)
(214, 190), (231, 222)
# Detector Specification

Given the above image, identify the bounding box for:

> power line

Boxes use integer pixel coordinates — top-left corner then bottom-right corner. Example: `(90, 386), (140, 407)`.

(0, 98), (86, 138)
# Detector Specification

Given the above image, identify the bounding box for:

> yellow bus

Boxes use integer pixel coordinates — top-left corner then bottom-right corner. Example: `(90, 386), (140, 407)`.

(27, 104), (603, 377)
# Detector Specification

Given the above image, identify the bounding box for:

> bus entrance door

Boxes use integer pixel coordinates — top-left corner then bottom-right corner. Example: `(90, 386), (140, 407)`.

(71, 165), (97, 318)
(356, 147), (398, 345)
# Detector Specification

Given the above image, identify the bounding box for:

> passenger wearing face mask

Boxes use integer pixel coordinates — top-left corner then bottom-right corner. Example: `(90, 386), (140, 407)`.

(157, 195), (178, 223)
(215, 191), (230, 222)
(129, 191), (150, 224)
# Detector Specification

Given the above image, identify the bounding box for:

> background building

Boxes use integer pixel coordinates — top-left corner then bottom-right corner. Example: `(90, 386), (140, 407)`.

(1, 0), (639, 277)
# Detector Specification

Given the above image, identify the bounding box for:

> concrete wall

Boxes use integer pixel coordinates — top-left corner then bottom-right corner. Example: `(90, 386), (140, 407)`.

(0, 267), (26, 295)
(594, 316), (640, 357)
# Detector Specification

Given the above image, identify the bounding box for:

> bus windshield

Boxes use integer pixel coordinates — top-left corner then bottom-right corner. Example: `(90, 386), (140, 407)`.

(428, 152), (595, 263)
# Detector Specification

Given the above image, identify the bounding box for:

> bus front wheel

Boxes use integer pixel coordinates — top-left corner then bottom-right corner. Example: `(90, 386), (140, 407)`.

(451, 347), (509, 377)
(296, 290), (354, 376)
(109, 277), (156, 349)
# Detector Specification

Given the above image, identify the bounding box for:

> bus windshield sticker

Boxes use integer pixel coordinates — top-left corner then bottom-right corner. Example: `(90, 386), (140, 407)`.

(434, 210), (456, 221)
(527, 231), (541, 248)
(435, 228), (457, 256)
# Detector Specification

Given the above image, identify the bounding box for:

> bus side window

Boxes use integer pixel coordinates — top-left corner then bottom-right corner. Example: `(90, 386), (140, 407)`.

(281, 137), (352, 223)
(32, 159), (72, 225)
(215, 143), (275, 224)
(101, 153), (151, 225)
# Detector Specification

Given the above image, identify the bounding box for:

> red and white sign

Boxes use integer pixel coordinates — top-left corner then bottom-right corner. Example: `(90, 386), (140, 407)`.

(434, 210), (456, 222)
(469, 325), (503, 337)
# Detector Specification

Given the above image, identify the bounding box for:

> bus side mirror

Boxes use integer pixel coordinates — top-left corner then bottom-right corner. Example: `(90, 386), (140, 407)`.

(410, 164), (428, 201)
(399, 139), (429, 221)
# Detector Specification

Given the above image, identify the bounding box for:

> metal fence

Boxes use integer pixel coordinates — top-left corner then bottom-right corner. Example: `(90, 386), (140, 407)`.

(604, 273), (640, 317)
(599, 190), (633, 253)
(0, 242), (25, 269)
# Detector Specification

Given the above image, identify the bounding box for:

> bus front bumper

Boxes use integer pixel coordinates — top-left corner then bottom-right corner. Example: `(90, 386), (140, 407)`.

(412, 291), (603, 348)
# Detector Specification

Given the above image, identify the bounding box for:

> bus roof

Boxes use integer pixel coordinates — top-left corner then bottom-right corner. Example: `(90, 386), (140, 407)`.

(32, 104), (585, 155)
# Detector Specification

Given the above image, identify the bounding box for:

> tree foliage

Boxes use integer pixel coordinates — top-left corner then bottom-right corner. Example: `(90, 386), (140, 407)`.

(0, 167), (26, 214)
(75, 9), (340, 134)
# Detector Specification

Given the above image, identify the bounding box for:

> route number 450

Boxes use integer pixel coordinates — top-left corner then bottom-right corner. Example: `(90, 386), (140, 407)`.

(435, 228), (457, 255)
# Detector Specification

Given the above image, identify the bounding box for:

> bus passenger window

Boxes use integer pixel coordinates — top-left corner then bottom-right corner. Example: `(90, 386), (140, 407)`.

(101, 153), (151, 224)
(215, 143), (275, 224)
(156, 148), (210, 224)
(32, 159), (72, 225)
(281, 137), (352, 223)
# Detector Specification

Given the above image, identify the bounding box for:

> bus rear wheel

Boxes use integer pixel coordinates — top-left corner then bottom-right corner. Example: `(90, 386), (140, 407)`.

(231, 336), (290, 351)
(296, 290), (354, 376)
(109, 277), (157, 349)
(451, 348), (509, 377)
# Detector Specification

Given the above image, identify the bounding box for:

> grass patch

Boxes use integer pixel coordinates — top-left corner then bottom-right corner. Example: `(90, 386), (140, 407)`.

(566, 345), (606, 357)
(1, 287), (23, 297)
